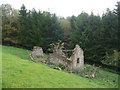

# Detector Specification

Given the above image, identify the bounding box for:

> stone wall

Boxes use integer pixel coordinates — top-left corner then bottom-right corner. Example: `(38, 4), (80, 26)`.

(71, 45), (84, 71)
(30, 46), (44, 62)
(31, 46), (43, 57)
(48, 53), (71, 67)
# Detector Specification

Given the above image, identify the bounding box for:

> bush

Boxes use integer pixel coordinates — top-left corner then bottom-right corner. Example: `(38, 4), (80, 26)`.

(101, 50), (120, 68)
(75, 64), (101, 78)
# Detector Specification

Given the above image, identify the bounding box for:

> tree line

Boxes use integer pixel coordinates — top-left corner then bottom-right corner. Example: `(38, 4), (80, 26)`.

(1, 2), (120, 68)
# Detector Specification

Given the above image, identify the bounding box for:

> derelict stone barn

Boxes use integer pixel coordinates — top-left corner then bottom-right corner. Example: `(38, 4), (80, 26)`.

(48, 45), (84, 71)
(30, 45), (84, 71)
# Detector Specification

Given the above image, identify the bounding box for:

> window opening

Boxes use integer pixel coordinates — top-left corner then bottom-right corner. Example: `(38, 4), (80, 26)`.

(77, 58), (79, 63)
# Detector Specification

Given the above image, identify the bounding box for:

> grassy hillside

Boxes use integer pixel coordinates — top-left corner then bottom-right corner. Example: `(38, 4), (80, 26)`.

(1, 45), (119, 88)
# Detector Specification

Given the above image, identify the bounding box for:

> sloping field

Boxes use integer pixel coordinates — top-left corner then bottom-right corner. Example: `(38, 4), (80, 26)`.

(1, 45), (118, 88)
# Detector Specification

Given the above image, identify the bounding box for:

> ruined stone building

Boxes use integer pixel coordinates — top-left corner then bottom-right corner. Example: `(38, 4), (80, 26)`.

(48, 45), (84, 71)
(30, 45), (84, 71)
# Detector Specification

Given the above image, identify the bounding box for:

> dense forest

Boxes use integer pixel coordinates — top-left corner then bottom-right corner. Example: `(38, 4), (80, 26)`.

(1, 2), (120, 69)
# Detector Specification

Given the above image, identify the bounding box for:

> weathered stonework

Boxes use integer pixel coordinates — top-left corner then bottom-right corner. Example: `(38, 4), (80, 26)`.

(31, 46), (43, 57)
(48, 53), (71, 67)
(71, 45), (84, 71)
(30, 46), (44, 62)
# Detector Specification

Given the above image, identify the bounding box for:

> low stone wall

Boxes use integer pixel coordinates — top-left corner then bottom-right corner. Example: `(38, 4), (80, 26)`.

(48, 53), (72, 67)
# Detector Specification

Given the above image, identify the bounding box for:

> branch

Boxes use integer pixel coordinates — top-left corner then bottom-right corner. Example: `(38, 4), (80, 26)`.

(62, 50), (73, 52)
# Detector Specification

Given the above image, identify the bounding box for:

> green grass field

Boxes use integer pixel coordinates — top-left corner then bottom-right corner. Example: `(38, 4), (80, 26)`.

(1, 45), (119, 88)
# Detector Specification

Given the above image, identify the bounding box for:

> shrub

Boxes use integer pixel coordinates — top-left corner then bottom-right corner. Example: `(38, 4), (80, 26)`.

(101, 50), (120, 68)
(75, 64), (101, 78)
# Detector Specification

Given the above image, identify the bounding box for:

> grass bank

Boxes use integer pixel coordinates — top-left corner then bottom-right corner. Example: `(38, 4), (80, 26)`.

(1, 45), (119, 88)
